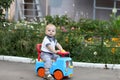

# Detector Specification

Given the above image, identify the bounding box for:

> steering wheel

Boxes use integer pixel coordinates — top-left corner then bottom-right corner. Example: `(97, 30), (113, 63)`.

(57, 51), (69, 57)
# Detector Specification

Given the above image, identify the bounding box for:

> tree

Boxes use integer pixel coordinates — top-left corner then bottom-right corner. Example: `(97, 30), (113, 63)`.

(0, 0), (13, 21)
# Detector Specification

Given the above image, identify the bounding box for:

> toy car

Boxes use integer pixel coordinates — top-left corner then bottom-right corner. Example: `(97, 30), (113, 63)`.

(35, 44), (73, 80)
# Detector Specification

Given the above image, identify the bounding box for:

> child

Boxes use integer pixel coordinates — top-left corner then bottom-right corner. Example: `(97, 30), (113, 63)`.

(41, 24), (63, 80)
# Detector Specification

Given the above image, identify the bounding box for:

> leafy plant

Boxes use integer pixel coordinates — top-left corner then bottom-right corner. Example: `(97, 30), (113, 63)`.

(1, 15), (120, 64)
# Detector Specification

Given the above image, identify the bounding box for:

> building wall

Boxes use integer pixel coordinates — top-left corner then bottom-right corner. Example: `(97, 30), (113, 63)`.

(49, 0), (120, 20)
(95, 0), (120, 20)
(9, 0), (120, 21)
(50, 0), (75, 18)
(49, 0), (94, 21)
(74, 0), (93, 20)
(39, 0), (46, 17)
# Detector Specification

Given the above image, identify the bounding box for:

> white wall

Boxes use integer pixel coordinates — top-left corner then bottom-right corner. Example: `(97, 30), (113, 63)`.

(74, 0), (93, 20)
(49, 0), (93, 21)
(50, 0), (75, 18)
(49, 0), (120, 20)
(12, 0), (120, 21)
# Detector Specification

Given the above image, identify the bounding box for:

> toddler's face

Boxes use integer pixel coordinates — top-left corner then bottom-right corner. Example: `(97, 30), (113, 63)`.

(45, 25), (56, 37)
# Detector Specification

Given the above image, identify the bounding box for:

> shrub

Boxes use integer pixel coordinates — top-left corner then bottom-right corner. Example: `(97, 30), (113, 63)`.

(0, 15), (120, 64)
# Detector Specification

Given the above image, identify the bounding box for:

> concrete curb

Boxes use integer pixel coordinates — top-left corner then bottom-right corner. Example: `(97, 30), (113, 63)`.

(0, 55), (35, 63)
(0, 55), (120, 69)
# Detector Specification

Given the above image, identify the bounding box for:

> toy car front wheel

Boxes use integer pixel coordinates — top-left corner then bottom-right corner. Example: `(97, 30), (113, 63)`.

(37, 67), (45, 78)
(53, 70), (63, 80)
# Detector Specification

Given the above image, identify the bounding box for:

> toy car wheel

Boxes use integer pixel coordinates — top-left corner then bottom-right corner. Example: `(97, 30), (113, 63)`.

(53, 70), (63, 80)
(37, 68), (45, 78)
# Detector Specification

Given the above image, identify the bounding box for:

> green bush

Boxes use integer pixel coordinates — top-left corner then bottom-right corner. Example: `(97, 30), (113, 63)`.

(0, 21), (45, 58)
(0, 15), (120, 64)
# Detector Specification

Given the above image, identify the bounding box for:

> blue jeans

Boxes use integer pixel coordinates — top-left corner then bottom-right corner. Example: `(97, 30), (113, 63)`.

(41, 52), (59, 69)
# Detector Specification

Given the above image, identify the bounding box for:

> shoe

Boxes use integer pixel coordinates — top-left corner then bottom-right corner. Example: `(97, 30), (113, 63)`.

(45, 74), (54, 80)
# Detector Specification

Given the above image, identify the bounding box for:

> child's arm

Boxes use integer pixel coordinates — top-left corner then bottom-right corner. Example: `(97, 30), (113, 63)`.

(56, 43), (63, 51)
(47, 45), (58, 54)
(46, 43), (63, 54)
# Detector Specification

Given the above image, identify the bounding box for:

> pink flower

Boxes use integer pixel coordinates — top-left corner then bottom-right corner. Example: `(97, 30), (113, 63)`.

(61, 26), (67, 32)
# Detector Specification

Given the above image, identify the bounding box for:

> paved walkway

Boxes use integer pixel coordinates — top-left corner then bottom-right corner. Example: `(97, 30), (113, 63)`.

(0, 60), (120, 80)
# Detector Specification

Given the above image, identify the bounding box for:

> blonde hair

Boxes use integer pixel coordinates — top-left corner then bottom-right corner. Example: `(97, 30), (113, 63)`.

(46, 24), (56, 30)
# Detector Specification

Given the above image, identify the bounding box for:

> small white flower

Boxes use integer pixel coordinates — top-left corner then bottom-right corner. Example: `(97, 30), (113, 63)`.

(14, 26), (17, 29)
(3, 23), (6, 27)
(93, 51), (97, 56)
(41, 23), (45, 26)
(8, 29), (12, 32)
(112, 8), (117, 13)
(104, 42), (107, 45)
(37, 29), (40, 31)
(85, 43), (87, 47)
(30, 26), (34, 29)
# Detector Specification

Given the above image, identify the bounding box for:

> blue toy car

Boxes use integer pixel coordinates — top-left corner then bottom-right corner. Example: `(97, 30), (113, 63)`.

(35, 44), (73, 80)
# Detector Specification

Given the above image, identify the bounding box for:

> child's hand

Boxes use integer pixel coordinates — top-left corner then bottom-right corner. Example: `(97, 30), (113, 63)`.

(55, 50), (60, 54)
(56, 49), (66, 54)
(61, 49), (66, 52)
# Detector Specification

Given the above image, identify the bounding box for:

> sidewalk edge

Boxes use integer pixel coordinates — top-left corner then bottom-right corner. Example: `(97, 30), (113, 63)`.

(0, 55), (120, 69)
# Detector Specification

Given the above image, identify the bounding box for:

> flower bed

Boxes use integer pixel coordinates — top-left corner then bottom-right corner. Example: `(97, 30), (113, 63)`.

(1, 15), (120, 64)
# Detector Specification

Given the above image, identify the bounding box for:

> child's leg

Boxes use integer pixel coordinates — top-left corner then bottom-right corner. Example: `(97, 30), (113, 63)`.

(41, 52), (54, 79)
(44, 57), (54, 79)
(52, 54), (60, 60)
